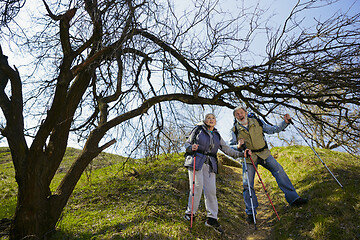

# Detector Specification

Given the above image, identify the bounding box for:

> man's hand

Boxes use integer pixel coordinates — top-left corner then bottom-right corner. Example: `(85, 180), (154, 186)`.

(245, 149), (252, 158)
(284, 114), (292, 124)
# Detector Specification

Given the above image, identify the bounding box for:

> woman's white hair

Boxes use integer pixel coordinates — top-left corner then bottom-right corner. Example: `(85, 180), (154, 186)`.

(204, 113), (216, 121)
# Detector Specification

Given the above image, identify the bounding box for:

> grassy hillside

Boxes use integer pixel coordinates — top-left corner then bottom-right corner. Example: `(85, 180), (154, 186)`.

(0, 146), (359, 239)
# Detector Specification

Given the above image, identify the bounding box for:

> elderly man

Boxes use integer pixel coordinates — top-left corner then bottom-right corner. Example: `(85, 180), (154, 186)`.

(230, 105), (308, 224)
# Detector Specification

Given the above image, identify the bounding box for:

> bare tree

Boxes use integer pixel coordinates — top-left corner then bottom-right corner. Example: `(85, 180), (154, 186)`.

(0, 0), (359, 239)
(218, 0), (360, 151)
(0, 0), (26, 28)
(293, 103), (360, 154)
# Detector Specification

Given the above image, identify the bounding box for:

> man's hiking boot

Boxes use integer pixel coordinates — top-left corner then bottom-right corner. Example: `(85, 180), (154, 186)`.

(291, 197), (308, 206)
(205, 217), (224, 234)
(183, 214), (195, 221)
(246, 214), (256, 224)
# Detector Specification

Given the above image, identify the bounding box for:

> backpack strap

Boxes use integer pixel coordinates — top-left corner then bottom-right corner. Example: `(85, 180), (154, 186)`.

(232, 113), (268, 151)
(189, 125), (203, 144)
(232, 112), (264, 133)
(247, 112), (264, 127)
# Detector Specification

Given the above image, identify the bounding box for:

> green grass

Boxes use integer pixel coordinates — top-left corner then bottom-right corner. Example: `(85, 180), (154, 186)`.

(262, 146), (360, 240)
(0, 145), (359, 239)
(0, 148), (17, 219)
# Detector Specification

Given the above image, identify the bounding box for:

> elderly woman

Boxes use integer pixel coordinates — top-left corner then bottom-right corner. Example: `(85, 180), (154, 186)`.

(184, 113), (250, 234)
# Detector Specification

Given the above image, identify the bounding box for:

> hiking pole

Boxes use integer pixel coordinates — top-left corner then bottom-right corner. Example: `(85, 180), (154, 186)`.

(242, 154), (257, 230)
(190, 155), (196, 230)
(289, 119), (343, 188)
(249, 155), (281, 221)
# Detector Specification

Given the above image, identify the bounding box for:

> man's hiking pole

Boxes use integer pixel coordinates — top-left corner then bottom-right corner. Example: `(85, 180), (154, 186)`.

(248, 155), (281, 221)
(289, 119), (343, 188)
(190, 155), (196, 230)
(242, 151), (257, 229)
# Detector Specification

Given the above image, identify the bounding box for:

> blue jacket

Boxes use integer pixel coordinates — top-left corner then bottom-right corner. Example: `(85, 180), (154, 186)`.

(184, 123), (243, 173)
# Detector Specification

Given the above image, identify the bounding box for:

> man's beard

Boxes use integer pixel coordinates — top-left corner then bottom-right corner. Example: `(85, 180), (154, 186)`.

(238, 115), (248, 125)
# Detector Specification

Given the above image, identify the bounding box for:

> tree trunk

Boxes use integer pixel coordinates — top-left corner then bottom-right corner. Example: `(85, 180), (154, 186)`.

(8, 142), (108, 239)
(9, 153), (60, 240)
(10, 190), (57, 240)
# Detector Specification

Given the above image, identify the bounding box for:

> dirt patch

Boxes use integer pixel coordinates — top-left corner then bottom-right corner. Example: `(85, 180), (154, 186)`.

(223, 165), (277, 240)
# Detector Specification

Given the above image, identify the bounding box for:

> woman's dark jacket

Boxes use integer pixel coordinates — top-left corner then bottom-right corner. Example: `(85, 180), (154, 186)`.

(184, 123), (243, 173)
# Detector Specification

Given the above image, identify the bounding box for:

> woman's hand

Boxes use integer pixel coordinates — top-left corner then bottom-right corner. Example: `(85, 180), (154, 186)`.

(237, 138), (245, 150)
(192, 144), (199, 151)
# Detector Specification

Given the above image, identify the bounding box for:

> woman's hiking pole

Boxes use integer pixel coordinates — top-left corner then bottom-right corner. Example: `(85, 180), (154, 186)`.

(289, 119), (343, 188)
(242, 155), (257, 229)
(190, 156), (196, 230)
(249, 155), (281, 221)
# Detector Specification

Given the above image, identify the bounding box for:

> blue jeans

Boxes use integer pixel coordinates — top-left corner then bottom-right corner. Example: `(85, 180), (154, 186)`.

(242, 155), (300, 215)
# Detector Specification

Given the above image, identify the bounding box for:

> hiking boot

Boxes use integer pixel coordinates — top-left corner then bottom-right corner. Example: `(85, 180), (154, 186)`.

(205, 217), (224, 234)
(183, 214), (195, 221)
(291, 197), (308, 206)
(246, 214), (256, 224)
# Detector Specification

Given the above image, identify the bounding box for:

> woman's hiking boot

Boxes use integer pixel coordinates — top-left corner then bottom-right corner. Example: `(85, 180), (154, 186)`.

(205, 217), (224, 234)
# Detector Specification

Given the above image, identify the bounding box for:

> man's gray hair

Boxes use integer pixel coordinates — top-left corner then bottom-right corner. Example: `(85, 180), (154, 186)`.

(233, 105), (247, 116)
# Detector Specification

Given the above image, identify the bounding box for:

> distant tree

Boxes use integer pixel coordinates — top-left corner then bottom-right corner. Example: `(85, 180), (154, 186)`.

(0, 0), (359, 239)
(293, 103), (360, 154)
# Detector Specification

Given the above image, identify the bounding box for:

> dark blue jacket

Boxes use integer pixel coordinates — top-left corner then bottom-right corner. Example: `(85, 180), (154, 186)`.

(184, 123), (243, 173)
